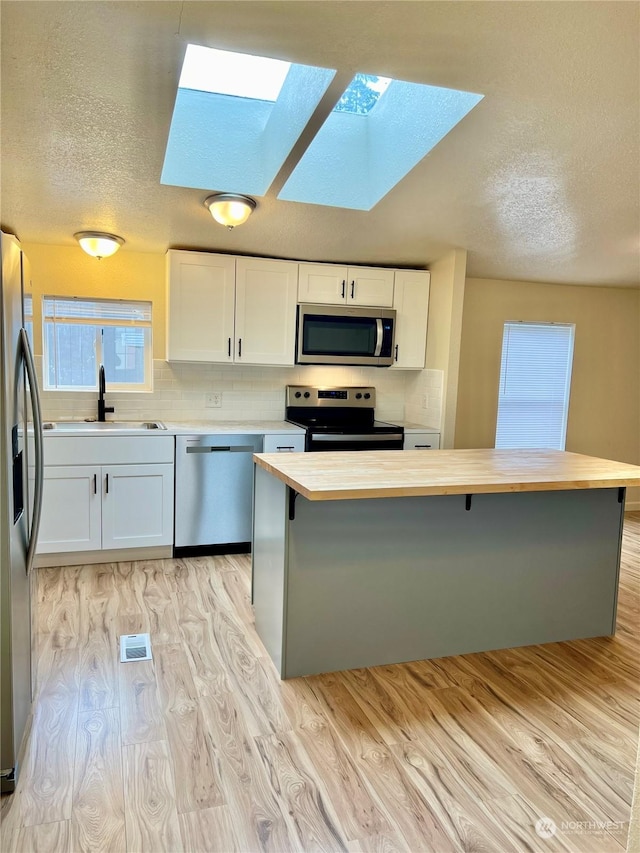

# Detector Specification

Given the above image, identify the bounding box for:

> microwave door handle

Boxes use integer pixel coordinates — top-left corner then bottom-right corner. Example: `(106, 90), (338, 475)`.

(373, 318), (383, 357)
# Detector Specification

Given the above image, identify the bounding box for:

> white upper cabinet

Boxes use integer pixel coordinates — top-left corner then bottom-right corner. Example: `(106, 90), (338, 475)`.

(297, 264), (346, 305)
(349, 267), (395, 307)
(298, 263), (394, 307)
(166, 251), (298, 366)
(235, 257), (298, 366)
(166, 251), (235, 362)
(390, 270), (430, 370)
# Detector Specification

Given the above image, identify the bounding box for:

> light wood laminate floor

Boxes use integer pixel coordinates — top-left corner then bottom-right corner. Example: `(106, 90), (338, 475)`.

(2, 514), (639, 853)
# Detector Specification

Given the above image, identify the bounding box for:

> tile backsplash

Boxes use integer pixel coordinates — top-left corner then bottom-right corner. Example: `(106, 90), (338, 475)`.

(404, 368), (444, 428)
(38, 357), (443, 428)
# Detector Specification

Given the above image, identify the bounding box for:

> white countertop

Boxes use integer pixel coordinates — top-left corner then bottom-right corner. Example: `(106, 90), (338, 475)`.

(41, 419), (304, 437)
(165, 420), (304, 435)
(395, 421), (440, 432)
(40, 419), (435, 437)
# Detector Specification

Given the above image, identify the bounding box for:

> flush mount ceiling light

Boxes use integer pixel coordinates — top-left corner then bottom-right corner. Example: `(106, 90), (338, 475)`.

(204, 194), (256, 229)
(74, 231), (124, 259)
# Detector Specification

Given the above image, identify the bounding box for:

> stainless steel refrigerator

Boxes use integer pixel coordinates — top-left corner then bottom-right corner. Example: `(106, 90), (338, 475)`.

(0, 231), (43, 793)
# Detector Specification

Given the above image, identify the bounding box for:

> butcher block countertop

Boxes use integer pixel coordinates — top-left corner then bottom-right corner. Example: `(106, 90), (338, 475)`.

(253, 448), (640, 501)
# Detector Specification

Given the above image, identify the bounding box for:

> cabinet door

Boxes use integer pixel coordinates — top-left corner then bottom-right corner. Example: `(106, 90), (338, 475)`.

(348, 267), (395, 307)
(390, 270), (430, 369)
(235, 258), (298, 365)
(166, 250), (235, 362)
(298, 264), (348, 305)
(101, 464), (174, 549)
(262, 434), (306, 452)
(35, 466), (101, 553)
(404, 432), (440, 450)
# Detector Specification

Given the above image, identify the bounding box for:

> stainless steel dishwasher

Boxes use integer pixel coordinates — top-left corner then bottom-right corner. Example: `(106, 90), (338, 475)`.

(175, 434), (263, 550)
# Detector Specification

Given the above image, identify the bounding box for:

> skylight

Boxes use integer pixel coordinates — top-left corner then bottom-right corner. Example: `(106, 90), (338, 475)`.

(161, 45), (335, 197)
(178, 45), (291, 102)
(278, 77), (484, 210)
(333, 74), (391, 115)
(162, 47), (484, 212)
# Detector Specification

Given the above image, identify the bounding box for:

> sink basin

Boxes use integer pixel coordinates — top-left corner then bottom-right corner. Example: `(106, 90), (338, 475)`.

(44, 421), (166, 431)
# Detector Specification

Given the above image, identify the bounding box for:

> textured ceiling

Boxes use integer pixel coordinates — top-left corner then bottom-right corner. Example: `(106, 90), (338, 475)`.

(1, 1), (638, 286)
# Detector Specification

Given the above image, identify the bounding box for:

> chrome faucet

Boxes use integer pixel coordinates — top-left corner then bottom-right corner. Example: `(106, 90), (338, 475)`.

(97, 364), (114, 421)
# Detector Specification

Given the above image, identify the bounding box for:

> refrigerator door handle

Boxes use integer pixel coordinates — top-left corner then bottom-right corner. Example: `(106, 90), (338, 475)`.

(19, 329), (43, 575)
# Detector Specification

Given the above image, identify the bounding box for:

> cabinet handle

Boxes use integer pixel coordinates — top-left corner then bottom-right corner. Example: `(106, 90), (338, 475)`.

(350, 280), (355, 299)
(394, 344), (398, 362)
(276, 446), (295, 451)
(105, 473), (109, 494)
(228, 337), (231, 357)
(415, 444), (432, 449)
(238, 338), (242, 358)
(341, 280), (346, 298)
(93, 473), (97, 494)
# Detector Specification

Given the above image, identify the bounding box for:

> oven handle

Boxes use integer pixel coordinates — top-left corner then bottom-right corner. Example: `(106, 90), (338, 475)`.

(313, 433), (403, 442)
(373, 318), (383, 357)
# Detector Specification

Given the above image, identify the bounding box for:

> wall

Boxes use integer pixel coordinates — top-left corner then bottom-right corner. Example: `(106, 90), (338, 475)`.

(23, 243), (413, 424)
(456, 277), (640, 506)
(405, 248), (466, 441)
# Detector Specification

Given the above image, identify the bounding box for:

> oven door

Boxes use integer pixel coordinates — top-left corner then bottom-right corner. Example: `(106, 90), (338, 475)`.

(308, 432), (404, 452)
(297, 304), (395, 366)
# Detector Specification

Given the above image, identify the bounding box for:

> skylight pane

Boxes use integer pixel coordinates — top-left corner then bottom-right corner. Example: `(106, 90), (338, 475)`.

(334, 74), (391, 115)
(162, 46), (335, 197)
(179, 45), (291, 102)
(279, 77), (484, 210)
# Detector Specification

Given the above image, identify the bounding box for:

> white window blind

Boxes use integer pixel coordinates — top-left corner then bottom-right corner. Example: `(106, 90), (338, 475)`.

(42, 296), (152, 391)
(495, 322), (575, 450)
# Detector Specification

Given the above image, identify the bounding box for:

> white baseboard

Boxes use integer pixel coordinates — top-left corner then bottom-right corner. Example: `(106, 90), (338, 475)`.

(34, 545), (172, 568)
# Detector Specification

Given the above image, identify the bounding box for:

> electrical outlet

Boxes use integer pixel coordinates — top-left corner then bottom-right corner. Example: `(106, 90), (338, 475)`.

(206, 392), (222, 408)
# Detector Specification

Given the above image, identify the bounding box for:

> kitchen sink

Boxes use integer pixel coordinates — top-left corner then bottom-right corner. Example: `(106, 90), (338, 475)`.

(43, 420), (167, 431)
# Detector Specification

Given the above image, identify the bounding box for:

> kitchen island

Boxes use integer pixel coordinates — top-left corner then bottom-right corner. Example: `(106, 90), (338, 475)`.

(252, 449), (640, 679)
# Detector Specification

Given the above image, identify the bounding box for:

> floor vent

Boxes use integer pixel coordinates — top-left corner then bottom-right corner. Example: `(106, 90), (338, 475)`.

(119, 633), (152, 663)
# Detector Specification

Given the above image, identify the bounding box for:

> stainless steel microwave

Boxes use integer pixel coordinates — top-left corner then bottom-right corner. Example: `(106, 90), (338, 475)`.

(296, 304), (396, 366)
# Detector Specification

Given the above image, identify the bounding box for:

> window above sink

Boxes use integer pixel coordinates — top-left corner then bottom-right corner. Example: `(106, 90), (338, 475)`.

(42, 296), (153, 392)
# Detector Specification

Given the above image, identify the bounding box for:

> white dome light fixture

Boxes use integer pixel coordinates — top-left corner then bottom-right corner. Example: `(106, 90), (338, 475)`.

(74, 231), (124, 259)
(204, 193), (256, 229)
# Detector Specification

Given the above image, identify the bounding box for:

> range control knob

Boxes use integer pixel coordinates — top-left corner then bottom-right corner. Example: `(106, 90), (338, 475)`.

(304, 391), (311, 398)
(294, 391), (302, 398)
(364, 392), (371, 399)
(355, 393), (362, 399)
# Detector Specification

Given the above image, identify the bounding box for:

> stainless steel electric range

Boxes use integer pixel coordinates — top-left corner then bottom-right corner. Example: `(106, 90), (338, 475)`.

(285, 385), (404, 451)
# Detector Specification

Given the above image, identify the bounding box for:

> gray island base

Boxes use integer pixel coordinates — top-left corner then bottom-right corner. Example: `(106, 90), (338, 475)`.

(252, 463), (626, 679)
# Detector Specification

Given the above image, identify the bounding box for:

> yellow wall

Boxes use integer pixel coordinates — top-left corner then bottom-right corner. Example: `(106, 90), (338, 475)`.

(455, 278), (640, 500)
(23, 243), (166, 358)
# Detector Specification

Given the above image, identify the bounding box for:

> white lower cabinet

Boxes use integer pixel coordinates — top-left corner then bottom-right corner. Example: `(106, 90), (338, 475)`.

(36, 466), (102, 553)
(262, 434), (305, 453)
(102, 464), (174, 549)
(403, 432), (440, 450)
(37, 463), (174, 553)
(35, 436), (175, 555)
